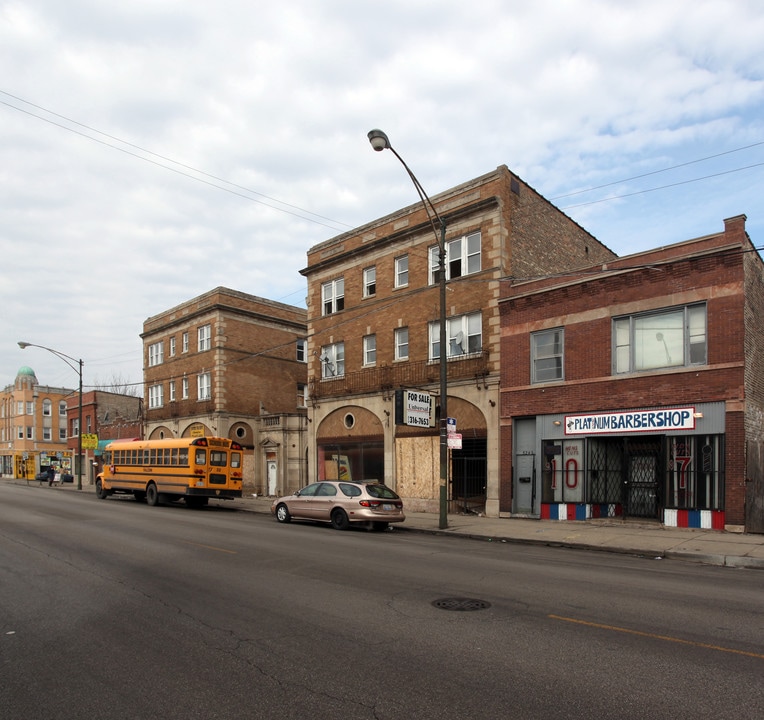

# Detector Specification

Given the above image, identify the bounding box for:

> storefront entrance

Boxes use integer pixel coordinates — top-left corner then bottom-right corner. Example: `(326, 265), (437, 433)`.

(588, 437), (662, 519)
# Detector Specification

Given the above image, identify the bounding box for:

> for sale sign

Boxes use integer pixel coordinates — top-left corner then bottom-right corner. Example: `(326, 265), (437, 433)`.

(394, 389), (435, 427)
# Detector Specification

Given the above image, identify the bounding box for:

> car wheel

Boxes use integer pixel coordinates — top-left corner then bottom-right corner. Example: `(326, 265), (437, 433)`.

(331, 508), (350, 531)
(146, 483), (159, 507)
(275, 503), (291, 523)
(95, 479), (108, 500)
(371, 522), (389, 532)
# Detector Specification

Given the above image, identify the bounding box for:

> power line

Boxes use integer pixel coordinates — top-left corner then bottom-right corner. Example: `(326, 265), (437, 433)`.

(552, 141), (764, 200)
(0, 90), (353, 232)
(3, 89), (762, 232)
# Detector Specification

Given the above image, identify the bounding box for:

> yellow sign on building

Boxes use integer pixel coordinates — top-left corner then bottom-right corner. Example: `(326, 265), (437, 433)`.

(81, 433), (99, 450)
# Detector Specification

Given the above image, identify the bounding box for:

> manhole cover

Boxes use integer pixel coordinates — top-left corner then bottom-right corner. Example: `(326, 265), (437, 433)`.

(432, 597), (491, 612)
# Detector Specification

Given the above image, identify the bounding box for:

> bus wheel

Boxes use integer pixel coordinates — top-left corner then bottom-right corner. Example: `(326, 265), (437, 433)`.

(95, 479), (108, 500)
(146, 483), (159, 507)
(331, 508), (350, 531)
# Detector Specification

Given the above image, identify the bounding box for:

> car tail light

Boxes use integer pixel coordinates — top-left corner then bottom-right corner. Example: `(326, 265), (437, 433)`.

(359, 500), (381, 508)
(359, 500), (401, 508)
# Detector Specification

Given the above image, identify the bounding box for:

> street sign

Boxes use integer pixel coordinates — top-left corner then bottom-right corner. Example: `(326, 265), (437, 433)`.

(447, 417), (457, 434)
(447, 433), (462, 449)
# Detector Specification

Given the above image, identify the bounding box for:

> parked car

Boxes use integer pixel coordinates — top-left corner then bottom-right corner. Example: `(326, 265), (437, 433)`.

(271, 481), (405, 531)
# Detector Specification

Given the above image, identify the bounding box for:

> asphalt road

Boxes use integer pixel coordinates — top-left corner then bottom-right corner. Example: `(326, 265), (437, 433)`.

(1, 483), (762, 720)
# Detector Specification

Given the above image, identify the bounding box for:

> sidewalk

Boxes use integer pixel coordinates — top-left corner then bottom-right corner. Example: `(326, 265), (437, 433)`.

(234, 492), (764, 569)
(34, 481), (764, 569)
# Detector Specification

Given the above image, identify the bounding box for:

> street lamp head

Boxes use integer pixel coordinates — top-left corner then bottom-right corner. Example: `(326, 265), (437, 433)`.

(367, 129), (391, 152)
(18, 342), (30, 349)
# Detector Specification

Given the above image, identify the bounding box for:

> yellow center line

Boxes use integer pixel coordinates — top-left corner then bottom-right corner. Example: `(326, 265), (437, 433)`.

(549, 614), (764, 660)
(183, 541), (237, 555)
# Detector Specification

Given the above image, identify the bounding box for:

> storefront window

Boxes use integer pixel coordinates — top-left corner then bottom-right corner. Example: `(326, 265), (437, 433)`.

(317, 442), (384, 484)
(666, 435), (724, 510)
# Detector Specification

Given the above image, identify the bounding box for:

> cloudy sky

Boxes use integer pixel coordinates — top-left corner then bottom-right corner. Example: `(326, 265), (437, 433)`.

(2, 0), (762, 394)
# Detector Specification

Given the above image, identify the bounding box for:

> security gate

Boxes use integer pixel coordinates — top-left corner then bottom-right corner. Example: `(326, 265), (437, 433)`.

(587, 437), (662, 519)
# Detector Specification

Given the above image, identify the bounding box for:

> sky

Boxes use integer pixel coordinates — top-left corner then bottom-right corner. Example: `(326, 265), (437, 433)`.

(2, 0), (763, 395)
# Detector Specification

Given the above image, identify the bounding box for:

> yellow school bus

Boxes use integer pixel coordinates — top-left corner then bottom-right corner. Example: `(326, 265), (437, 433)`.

(95, 437), (243, 508)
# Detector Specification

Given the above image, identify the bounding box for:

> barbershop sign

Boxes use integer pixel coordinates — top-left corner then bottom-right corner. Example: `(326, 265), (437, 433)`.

(564, 407), (696, 436)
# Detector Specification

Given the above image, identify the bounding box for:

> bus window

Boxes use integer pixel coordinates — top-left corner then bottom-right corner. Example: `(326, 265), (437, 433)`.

(179, 449), (188, 466)
(231, 452), (241, 469)
(163, 448), (170, 465)
(195, 449), (207, 466)
(210, 451), (227, 467)
(150, 449), (157, 465)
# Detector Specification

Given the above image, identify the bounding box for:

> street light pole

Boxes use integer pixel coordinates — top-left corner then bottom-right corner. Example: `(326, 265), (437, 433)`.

(367, 129), (449, 529)
(18, 341), (84, 491)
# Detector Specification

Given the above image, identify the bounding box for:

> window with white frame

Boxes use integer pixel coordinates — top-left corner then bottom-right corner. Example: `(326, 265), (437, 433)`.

(320, 343), (345, 378)
(43, 427), (52, 441)
(72, 418), (80, 437)
(297, 383), (307, 408)
(26, 401), (33, 414)
(182, 332), (189, 353)
(148, 384), (164, 409)
(429, 231), (481, 284)
(198, 325), (212, 352)
(59, 428), (67, 441)
(296, 339), (306, 362)
(59, 401), (67, 416)
(16, 401), (23, 415)
(26, 426), (33, 439)
(322, 278), (345, 315)
(16, 426), (23, 440)
(363, 266), (376, 297)
(182, 377), (189, 399)
(169, 380), (176, 402)
(531, 328), (564, 383)
(394, 255), (408, 288)
(363, 335), (376, 366)
(429, 312), (482, 360)
(42, 399), (52, 416)
(613, 303), (707, 374)
(198, 372), (211, 400)
(394, 327), (409, 361)
(148, 341), (164, 367)
(169, 337), (176, 357)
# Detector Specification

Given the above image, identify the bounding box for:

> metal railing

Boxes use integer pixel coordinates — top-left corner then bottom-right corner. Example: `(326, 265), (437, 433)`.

(310, 352), (490, 402)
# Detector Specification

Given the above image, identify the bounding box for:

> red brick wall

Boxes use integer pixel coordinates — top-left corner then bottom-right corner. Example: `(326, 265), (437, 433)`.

(500, 218), (760, 525)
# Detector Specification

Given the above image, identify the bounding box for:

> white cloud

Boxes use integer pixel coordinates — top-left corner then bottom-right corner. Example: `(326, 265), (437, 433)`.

(1, 0), (762, 390)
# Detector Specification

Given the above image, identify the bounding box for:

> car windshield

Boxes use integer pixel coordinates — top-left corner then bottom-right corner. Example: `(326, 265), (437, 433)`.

(365, 484), (399, 500)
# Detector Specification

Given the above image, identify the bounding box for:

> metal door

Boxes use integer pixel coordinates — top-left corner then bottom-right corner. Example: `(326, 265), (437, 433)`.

(624, 439), (662, 518)
(514, 454), (535, 515)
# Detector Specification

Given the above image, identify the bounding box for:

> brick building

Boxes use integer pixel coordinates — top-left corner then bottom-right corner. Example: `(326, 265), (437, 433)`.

(301, 166), (616, 515)
(141, 287), (308, 495)
(0, 366), (74, 480)
(83, 390), (143, 485)
(500, 215), (764, 532)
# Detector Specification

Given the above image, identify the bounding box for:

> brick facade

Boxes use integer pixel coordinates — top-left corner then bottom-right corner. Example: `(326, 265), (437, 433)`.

(142, 287), (308, 494)
(302, 166), (616, 515)
(500, 215), (764, 531)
